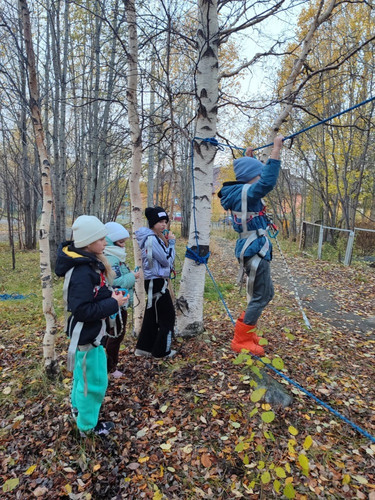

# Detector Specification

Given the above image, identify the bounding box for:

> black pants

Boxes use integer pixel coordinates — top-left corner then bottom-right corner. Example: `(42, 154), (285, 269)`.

(136, 279), (175, 358)
(105, 309), (127, 372)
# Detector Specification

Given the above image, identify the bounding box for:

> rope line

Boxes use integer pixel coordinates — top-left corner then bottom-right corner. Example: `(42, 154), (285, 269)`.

(272, 235), (311, 329)
(253, 95), (375, 151)
(188, 130), (375, 444)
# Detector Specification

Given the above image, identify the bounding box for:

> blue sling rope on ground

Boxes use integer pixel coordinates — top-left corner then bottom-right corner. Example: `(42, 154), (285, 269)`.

(188, 131), (375, 443)
(0, 293), (35, 300)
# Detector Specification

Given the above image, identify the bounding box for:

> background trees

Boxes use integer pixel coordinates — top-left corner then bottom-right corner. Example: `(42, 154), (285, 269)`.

(0, 0), (374, 337)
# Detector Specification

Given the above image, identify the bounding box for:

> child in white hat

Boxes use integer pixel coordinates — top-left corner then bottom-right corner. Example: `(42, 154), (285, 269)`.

(103, 222), (140, 378)
(55, 215), (128, 437)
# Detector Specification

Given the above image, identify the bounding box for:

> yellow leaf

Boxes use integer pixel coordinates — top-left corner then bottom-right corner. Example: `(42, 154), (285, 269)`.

(298, 454), (309, 470)
(138, 456), (149, 463)
(153, 489), (163, 500)
(25, 465), (37, 476)
(65, 484), (72, 494)
(288, 426), (298, 436)
(2, 478), (19, 492)
(93, 464), (101, 472)
(303, 435), (313, 450)
(212, 409), (217, 417)
(275, 467), (286, 478)
(342, 474), (351, 485)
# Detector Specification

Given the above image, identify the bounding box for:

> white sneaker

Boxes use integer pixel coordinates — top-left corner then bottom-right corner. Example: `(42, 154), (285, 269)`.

(135, 349), (151, 357)
(111, 369), (123, 378)
(154, 349), (177, 360)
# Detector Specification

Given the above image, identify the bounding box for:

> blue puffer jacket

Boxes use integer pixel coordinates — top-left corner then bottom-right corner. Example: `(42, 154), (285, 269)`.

(135, 227), (175, 280)
(55, 241), (118, 345)
(218, 158), (281, 261)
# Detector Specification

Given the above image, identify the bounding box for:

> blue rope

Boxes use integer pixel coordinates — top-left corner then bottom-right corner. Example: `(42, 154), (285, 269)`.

(185, 247), (211, 265)
(189, 132), (375, 443)
(253, 95), (375, 151)
(204, 266), (375, 443)
(194, 136), (246, 155)
(0, 293), (35, 300)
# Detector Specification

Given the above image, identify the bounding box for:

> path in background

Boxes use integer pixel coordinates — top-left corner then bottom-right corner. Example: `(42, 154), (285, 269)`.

(271, 250), (375, 338)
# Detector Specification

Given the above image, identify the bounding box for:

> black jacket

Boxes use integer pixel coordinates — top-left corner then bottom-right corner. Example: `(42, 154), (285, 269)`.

(55, 241), (118, 345)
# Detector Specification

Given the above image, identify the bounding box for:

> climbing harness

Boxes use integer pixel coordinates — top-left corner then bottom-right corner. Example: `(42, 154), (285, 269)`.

(63, 267), (107, 379)
(232, 184), (270, 299)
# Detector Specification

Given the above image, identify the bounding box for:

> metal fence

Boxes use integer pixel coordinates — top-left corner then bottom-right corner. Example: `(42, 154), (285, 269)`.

(299, 221), (375, 266)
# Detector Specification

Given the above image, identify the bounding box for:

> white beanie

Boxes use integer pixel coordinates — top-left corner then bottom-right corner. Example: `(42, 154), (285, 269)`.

(105, 221), (130, 243)
(72, 215), (107, 248)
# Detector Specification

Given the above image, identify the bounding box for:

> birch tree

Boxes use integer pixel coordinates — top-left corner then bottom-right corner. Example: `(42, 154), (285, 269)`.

(19, 0), (58, 375)
(124, 0), (144, 333)
(176, 0), (219, 336)
(176, 0), (344, 336)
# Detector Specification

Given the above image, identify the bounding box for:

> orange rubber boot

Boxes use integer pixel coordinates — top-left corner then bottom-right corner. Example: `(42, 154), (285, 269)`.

(231, 319), (265, 356)
(237, 311), (261, 344)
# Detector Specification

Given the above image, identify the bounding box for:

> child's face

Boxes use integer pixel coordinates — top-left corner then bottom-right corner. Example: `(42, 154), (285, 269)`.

(115, 238), (127, 248)
(86, 237), (107, 255)
(152, 220), (168, 234)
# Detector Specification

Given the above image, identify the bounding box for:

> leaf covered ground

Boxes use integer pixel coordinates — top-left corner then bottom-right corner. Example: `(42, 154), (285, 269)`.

(0, 237), (375, 499)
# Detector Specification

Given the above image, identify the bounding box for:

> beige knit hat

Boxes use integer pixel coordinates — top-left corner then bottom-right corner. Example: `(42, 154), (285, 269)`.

(72, 215), (107, 248)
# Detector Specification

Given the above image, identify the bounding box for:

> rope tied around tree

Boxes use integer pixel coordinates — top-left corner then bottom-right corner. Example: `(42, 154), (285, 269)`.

(185, 247), (211, 265)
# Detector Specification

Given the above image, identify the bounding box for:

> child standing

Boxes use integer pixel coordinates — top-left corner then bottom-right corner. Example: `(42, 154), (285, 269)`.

(103, 221), (140, 378)
(135, 206), (176, 359)
(218, 136), (284, 356)
(55, 215), (127, 436)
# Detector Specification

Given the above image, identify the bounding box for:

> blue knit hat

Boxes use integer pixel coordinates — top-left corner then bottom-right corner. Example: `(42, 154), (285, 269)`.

(233, 156), (263, 182)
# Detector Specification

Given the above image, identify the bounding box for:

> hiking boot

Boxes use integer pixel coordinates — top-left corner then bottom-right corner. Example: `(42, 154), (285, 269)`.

(94, 421), (115, 436)
(135, 348), (151, 357)
(79, 421), (115, 438)
(153, 349), (177, 360)
(71, 406), (78, 422)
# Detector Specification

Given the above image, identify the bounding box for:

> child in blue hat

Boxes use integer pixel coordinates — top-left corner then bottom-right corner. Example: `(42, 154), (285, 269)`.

(218, 136), (284, 355)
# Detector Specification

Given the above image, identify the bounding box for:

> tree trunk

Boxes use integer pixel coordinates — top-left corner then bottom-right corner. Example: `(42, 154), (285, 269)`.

(124, 0), (145, 335)
(19, 0), (58, 377)
(176, 0), (219, 336)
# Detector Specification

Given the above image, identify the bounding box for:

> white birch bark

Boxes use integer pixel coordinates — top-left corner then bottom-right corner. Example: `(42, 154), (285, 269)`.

(176, 0), (219, 336)
(19, 0), (58, 375)
(124, 0), (145, 334)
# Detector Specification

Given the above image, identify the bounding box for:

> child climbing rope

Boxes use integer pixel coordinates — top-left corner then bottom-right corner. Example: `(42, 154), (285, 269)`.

(55, 215), (128, 437)
(134, 206), (177, 359)
(103, 221), (140, 378)
(218, 135), (284, 355)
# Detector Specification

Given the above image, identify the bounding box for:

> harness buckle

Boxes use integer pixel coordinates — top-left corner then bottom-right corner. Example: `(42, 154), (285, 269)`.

(267, 223), (279, 238)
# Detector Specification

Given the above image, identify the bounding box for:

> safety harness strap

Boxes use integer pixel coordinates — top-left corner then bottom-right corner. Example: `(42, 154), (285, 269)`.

(235, 184), (270, 299)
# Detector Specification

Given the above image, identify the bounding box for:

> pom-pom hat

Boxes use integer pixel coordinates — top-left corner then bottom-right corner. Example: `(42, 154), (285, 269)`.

(105, 222), (130, 243)
(234, 156), (264, 183)
(72, 215), (107, 248)
(145, 206), (169, 228)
